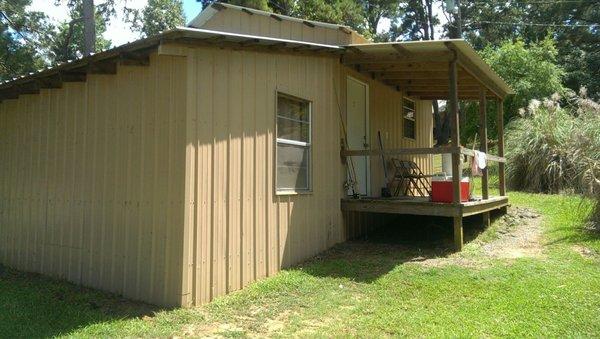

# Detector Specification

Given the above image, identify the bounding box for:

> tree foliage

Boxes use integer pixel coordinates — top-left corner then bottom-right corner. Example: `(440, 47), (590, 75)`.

(128, 0), (186, 37)
(462, 38), (565, 143)
(289, 0), (399, 40)
(459, 0), (599, 99)
(199, 0), (270, 11)
(0, 0), (54, 80)
(57, 0), (118, 22)
(50, 1), (111, 62)
(275, 0), (365, 35)
(483, 38), (565, 122)
(388, 0), (438, 41)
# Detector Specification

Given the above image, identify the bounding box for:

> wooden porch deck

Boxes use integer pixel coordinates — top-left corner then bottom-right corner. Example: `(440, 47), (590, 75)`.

(341, 196), (509, 218)
(341, 196), (509, 250)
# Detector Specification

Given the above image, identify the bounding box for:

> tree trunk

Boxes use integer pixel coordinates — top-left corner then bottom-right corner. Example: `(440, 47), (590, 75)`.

(437, 0), (463, 146)
(424, 0), (447, 146)
(82, 0), (95, 56)
(454, 0), (466, 132)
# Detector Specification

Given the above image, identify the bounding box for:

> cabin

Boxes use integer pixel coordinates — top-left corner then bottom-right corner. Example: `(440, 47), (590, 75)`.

(0, 3), (512, 307)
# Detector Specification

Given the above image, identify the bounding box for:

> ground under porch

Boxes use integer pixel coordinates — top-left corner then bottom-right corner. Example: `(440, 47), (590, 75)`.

(341, 196), (509, 250)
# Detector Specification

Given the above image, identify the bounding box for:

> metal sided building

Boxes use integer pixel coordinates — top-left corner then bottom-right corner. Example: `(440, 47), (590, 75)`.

(0, 3), (512, 307)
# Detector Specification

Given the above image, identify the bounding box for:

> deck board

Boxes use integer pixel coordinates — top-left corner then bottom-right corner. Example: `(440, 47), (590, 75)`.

(341, 196), (509, 217)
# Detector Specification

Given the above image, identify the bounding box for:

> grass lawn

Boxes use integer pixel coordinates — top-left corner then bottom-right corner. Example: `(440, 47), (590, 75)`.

(1, 191), (599, 337)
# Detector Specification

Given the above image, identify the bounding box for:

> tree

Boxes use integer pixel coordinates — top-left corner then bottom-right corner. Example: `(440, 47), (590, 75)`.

(0, 0), (54, 80)
(386, 1), (453, 145)
(199, 0), (270, 11)
(462, 38), (565, 143)
(82, 0), (95, 56)
(355, 0), (399, 40)
(458, 0), (600, 98)
(387, 0), (437, 41)
(50, 1), (111, 63)
(277, 0), (365, 34)
(128, 0), (186, 37)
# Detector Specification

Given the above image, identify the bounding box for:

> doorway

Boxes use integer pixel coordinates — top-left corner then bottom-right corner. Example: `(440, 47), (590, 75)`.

(346, 76), (370, 196)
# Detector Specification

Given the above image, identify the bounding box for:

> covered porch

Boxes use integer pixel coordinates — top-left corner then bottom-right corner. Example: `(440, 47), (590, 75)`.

(340, 40), (513, 250)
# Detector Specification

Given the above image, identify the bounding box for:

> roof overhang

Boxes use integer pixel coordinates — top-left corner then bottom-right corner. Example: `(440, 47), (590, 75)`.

(342, 40), (513, 100)
(0, 27), (342, 101)
(0, 30), (510, 103)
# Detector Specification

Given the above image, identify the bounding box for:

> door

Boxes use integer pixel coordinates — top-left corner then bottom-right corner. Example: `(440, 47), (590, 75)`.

(346, 77), (370, 196)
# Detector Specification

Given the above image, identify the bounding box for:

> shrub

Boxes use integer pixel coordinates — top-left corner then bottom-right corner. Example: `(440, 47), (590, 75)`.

(462, 38), (565, 144)
(505, 90), (600, 226)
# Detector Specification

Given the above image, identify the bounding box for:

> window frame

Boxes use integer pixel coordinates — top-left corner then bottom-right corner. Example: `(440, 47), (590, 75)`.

(275, 92), (313, 195)
(402, 97), (416, 140)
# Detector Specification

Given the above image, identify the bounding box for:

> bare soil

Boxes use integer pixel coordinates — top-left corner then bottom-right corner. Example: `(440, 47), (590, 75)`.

(416, 206), (543, 268)
(572, 244), (599, 260)
(482, 207), (543, 259)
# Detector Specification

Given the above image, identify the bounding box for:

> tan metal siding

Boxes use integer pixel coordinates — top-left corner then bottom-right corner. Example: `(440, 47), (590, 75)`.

(182, 46), (344, 306)
(0, 54), (187, 307)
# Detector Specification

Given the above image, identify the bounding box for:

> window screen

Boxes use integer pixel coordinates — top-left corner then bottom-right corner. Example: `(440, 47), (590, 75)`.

(403, 98), (416, 139)
(276, 94), (311, 192)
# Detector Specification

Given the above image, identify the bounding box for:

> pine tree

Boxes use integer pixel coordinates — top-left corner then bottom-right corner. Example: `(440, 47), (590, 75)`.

(128, 0), (186, 38)
(0, 0), (54, 80)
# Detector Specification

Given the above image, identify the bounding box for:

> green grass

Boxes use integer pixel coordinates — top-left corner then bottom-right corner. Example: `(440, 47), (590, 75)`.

(1, 192), (599, 337)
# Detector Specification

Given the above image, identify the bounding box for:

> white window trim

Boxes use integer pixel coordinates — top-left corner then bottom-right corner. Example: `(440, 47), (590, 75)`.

(276, 138), (310, 147)
(275, 92), (313, 195)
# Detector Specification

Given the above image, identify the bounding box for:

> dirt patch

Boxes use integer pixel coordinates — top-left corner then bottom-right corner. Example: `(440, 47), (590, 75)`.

(482, 207), (543, 259)
(174, 307), (295, 337)
(572, 245), (599, 260)
(263, 310), (291, 334)
(415, 206), (543, 268)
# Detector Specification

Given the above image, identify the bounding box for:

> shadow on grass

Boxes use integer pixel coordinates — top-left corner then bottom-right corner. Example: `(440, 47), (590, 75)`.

(545, 225), (600, 247)
(0, 212), (509, 337)
(300, 212), (502, 283)
(0, 267), (162, 338)
(542, 201), (599, 247)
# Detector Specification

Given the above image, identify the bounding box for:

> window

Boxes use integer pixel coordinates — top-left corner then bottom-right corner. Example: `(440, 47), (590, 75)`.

(276, 93), (311, 192)
(403, 98), (416, 139)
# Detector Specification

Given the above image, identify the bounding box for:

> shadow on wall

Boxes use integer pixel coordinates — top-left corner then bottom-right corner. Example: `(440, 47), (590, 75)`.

(0, 268), (160, 338)
(299, 212), (503, 283)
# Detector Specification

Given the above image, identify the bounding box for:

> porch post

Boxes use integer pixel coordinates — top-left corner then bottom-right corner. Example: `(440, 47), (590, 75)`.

(449, 54), (463, 251)
(497, 99), (506, 196)
(479, 87), (490, 228)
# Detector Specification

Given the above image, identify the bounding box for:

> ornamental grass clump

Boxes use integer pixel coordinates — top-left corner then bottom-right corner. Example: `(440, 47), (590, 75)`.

(505, 90), (600, 227)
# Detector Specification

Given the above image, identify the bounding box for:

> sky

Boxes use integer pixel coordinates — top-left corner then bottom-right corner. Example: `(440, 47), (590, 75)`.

(27, 0), (204, 47)
(27, 1), (447, 47)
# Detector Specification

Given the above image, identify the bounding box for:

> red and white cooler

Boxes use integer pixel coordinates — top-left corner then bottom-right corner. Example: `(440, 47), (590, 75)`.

(431, 176), (470, 203)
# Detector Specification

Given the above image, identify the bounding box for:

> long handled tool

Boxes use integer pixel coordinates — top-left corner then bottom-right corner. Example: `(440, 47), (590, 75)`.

(334, 80), (360, 199)
(377, 131), (392, 197)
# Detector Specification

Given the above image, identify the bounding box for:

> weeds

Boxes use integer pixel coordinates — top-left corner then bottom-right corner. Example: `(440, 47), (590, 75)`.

(505, 89), (600, 226)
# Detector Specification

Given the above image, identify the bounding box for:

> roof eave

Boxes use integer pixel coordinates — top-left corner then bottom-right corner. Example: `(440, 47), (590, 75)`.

(0, 28), (343, 98)
(342, 39), (514, 99)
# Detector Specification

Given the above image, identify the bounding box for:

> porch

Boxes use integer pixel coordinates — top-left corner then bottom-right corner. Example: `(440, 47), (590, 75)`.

(341, 194), (508, 218)
(339, 40), (513, 251)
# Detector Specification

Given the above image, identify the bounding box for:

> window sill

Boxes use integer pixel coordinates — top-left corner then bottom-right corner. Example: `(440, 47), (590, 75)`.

(276, 190), (313, 196)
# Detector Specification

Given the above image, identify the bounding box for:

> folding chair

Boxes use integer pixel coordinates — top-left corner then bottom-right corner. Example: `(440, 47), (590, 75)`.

(390, 159), (433, 197)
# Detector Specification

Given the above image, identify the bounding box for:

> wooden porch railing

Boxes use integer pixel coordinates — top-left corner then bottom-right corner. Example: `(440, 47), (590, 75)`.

(340, 146), (506, 163)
